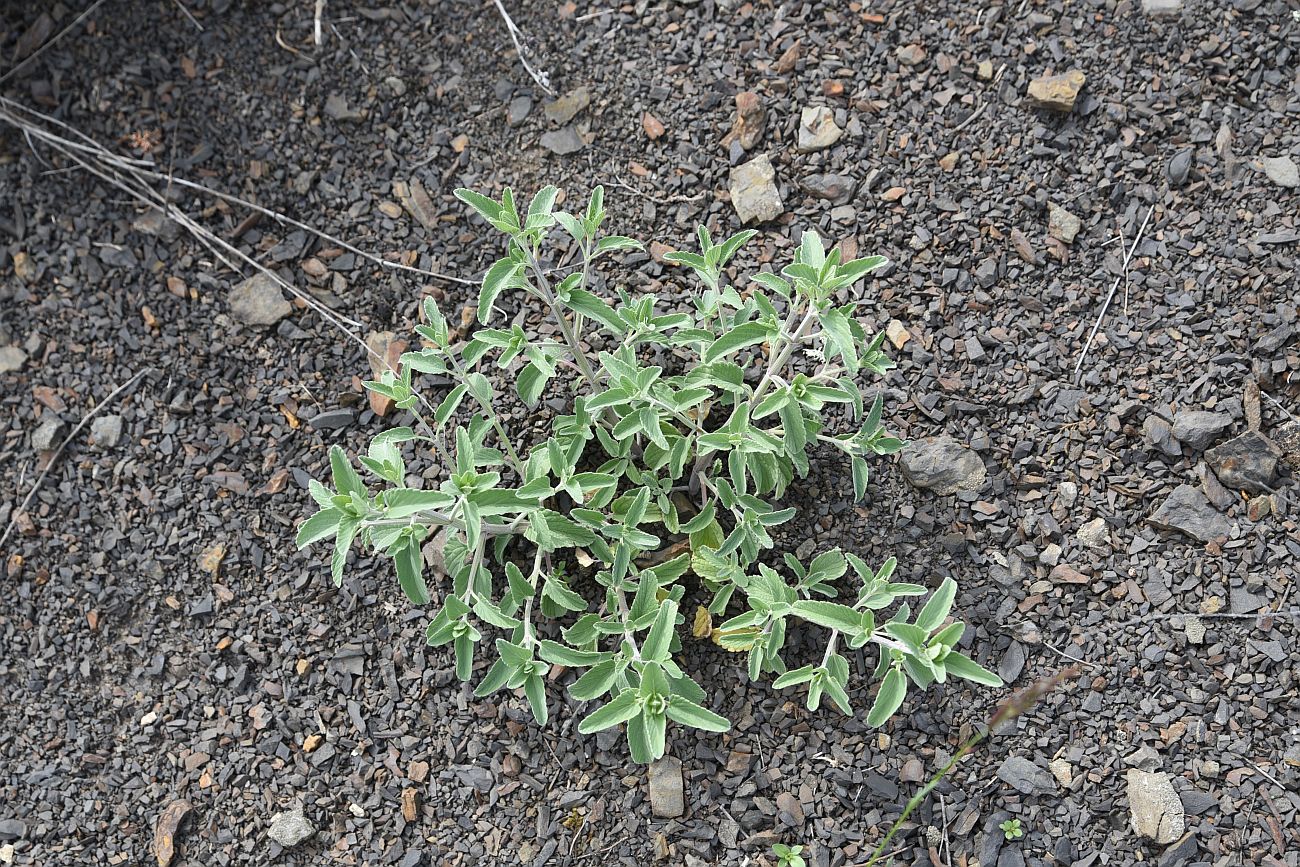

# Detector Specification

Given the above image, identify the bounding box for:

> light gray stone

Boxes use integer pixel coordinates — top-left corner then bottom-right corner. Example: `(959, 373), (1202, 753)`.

(1259, 156), (1299, 188)
(90, 415), (123, 450)
(540, 127), (585, 155)
(0, 346), (27, 373)
(648, 756), (685, 818)
(229, 273), (291, 327)
(796, 106), (842, 152)
(1076, 517), (1110, 549)
(1126, 769), (1185, 844)
(1047, 202), (1081, 244)
(728, 155), (783, 224)
(996, 756), (1055, 795)
(900, 437), (987, 495)
(1171, 410), (1232, 450)
(32, 417), (64, 452)
(1142, 0), (1183, 17)
(267, 805), (315, 847)
(1149, 485), (1231, 542)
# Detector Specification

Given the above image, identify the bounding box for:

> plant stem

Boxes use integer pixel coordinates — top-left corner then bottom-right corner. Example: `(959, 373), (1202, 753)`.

(752, 306), (818, 405)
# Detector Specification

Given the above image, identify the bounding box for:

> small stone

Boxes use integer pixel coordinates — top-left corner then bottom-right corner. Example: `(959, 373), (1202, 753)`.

(885, 319), (911, 349)
(90, 415), (123, 450)
(728, 155), (784, 224)
(11, 252), (41, 288)
(506, 95), (532, 126)
(895, 44), (926, 66)
(1205, 431), (1282, 493)
(648, 756), (685, 818)
(1010, 228), (1037, 263)
(0, 821), (26, 842)
(1048, 758), (1073, 787)
(722, 91), (767, 151)
(1171, 411), (1233, 450)
(1126, 770), (1185, 844)
(1076, 517), (1110, 549)
(540, 127), (585, 155)
(899, 437), (987, 495)
(775, 791), (805, 825)
(1026, 70), (1086, 113)
(1183, 615), (1206, 644)
(1158, 832), (1198, 867)
(1167, 149), (1193, 186)
(0, 346), (27, 373)
(801, 173), (856, 204)
(267, 805), (316, 847)
(1149, 485), (1232, 542)
(309, 409), (356, 431)
(996, 756), (1056, 795)
(641, 112), (666, 140)
(32, 416), (64, 452)
(1049, 563), (1089, 584)
(977, 59), (994, 80)
(1047, 203), (1081, 244)
(1258, 156), (1299, 188)
(796, 106), (843, 152)
(1144, 416), (1182, 458)
(229, 273), (291, 327)
(1142, 0), (1183, 16)
(1125, 745), (1163, 771)
(543, 87), (590, 125)
(323, 93), (363, 122)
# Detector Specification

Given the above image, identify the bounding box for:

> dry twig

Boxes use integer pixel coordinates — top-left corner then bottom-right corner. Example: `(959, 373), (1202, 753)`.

(1073, 204), (1155, 382)
(1, 368), (151, 551)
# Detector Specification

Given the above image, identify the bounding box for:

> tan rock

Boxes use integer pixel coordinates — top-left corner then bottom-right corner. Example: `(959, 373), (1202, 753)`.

(1027, 70), (1086, 113)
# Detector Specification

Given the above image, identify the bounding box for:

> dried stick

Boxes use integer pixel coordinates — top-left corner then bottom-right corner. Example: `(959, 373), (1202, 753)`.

(1073, 204), (1155, 382)
(491, 0), (555, 96)
(1, 368), (151, 551)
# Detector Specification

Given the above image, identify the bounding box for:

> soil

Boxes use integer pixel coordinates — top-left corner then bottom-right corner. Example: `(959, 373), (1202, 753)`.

(1, 1), (1298, 866)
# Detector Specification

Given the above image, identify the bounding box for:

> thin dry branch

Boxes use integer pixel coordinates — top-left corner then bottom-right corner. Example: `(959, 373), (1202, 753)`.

(1073, 204), (1155, 382)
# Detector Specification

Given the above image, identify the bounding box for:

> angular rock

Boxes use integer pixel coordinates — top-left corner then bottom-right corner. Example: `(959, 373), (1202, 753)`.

(1171, 411), (1232, 451)
(1144, 416), (1181, 458)
(90, 415), (123, 450)
(1275, 420), (1300, 470)
(323, 93), (363, 122)
(540, 127), (585, 155)
(801, 173), (856, 204)
(543, 87), (590, 125)
(728, 155), (783, 224)
(1205, 431), (1281, 493)
(1258, 156), (1299, 188)
(1142, 0), (1183, 16)
(648, 756), (684, 818)
(1026, 70), (1086, 112)
(1149, 485), (1231, 542)
(900, 437), (987, 495)
(309, 408), (356, 431)
(996, 756), (1055, 795)
(267, 805), (315, 847)
(229, 273), (291, 327)
(0, 346), (27, 373)
(507, 95), (532, 126)
(32, 416), (64, 451)
(1183, 615), (1206, 644)
(1076, 517), (1110, 549)
(1047, 203), (1081, 244)
(1049, 758), (1073, 787)
(796, 106), (842, 152)
(1126, 770), (1185, 844)
(721, 91), (766, 151)
(1158, 832), (1198, 867)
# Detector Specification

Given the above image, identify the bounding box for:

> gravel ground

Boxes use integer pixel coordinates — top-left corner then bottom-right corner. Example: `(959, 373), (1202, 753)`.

(2, 1), (1299, 866)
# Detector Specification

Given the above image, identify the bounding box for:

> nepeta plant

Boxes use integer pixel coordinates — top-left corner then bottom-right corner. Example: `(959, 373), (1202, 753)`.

(297, 186), (1001, 763)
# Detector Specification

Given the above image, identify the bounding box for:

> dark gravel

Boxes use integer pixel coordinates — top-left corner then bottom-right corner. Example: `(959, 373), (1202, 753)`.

(2, 0), (1298, 866)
